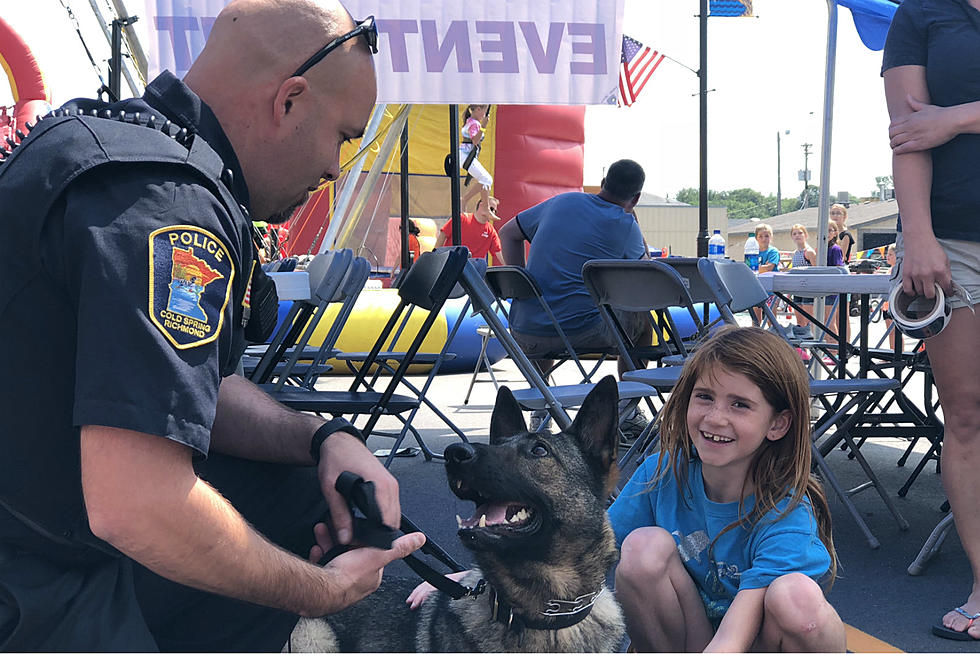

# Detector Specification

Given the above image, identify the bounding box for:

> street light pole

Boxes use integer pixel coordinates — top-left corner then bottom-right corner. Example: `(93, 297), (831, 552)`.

(697, 0), (709, 257)
(776, 131), (782, 216)
(801, 142), (812, 208)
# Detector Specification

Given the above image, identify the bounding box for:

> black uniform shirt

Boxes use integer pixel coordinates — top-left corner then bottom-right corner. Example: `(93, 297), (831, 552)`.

(58, 72), (253, 454)
(0, 72), (254, 555)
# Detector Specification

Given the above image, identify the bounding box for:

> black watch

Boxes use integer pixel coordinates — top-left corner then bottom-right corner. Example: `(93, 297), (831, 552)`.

(310, 418), (366, 465)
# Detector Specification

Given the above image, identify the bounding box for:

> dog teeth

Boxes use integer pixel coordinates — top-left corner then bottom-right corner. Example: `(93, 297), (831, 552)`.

(509, 508), (531, 524)
(454, 480), (462, 491)
(478, 514), (487, 528)
(456, 514), (463, 528)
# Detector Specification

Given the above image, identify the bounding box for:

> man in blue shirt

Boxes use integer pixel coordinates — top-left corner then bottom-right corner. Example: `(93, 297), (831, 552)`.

(498, 159), (651, 434)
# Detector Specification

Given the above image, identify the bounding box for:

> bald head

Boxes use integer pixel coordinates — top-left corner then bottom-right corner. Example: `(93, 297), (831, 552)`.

(184, 0), (377, 222)
(188, 0), (358, 88)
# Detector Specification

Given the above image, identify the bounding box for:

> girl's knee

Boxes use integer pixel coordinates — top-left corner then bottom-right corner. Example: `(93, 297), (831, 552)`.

(764, 574), (838, 633)
(617, 527), (677, 584)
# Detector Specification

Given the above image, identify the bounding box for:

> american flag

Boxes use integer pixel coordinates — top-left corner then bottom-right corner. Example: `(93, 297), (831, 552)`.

(619, 35), (665, 107)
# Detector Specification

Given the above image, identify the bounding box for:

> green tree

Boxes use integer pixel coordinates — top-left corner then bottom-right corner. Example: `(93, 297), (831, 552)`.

(799, 184), (820, 209)
(676, 187), (701, 205)
(674, 186), (784, 221)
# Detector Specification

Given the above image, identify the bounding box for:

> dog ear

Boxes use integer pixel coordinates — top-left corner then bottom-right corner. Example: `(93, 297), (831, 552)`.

(568, 376), (619, 471)
(490, 386), (528, 445)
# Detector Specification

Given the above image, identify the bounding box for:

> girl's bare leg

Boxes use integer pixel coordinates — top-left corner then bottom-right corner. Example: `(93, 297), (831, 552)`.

(756, 574), (845, 652)
(616, 527), (713, 652)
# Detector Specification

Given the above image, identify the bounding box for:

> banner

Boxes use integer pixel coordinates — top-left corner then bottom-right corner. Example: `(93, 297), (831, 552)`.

(143, 0), (625, 105)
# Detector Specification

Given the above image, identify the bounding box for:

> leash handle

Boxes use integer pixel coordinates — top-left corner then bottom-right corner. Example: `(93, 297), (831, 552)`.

(316, 473), (482, 601)
(401, 514), (465, 573)
(316, 472), (396, 565)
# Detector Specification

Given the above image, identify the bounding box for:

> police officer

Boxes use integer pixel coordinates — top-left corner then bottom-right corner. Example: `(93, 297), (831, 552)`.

(0, 0), (424, 650)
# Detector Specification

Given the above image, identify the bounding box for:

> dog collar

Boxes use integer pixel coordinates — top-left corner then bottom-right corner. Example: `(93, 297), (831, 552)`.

(488, 585), (604, 635)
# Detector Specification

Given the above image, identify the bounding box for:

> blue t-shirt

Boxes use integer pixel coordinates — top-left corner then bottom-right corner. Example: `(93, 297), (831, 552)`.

(759, 246), (780, 270)
(881, 0), (980, 242)
(511, 192), (645, 335)
(608, 453), (831, 621)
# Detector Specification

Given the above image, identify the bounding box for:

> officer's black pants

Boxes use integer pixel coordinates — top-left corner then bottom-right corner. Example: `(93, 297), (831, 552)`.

(132, 453), (326, 652)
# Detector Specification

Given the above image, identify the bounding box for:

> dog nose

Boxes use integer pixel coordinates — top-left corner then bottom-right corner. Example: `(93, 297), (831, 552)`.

(445, 442), (476, 464)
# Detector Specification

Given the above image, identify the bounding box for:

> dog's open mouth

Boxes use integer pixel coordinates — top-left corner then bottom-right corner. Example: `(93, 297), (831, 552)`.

(450, 478), (538, 534)
(456, 503), (535, 530)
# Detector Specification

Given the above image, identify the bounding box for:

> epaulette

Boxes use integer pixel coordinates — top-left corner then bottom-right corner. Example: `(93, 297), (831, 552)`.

(0, 107), (195, 164)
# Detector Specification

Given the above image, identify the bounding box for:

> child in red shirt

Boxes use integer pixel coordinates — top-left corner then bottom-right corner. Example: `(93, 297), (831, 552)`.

(435, 197), (504, 265)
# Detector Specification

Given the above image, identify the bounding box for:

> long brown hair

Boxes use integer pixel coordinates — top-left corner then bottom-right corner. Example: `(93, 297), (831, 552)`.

(651, 326), (838, 584)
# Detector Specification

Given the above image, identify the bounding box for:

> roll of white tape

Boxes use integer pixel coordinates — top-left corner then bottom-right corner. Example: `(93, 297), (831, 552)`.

(888, 282), (949, 340)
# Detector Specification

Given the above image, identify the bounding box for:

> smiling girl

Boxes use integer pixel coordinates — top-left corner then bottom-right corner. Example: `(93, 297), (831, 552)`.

(610, 327), (844, 652)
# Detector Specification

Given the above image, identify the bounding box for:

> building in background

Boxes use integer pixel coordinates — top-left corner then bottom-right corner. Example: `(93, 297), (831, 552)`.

(584, 187), (728, 257)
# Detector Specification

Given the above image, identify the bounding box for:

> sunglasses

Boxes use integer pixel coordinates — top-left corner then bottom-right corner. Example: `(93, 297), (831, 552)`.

(292, 15), (378, 78)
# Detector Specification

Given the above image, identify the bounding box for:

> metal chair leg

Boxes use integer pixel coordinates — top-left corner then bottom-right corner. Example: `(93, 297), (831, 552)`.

(908, 512), (955, 576)
(812, 443), (880, 549)
(464, 329), (492, 405)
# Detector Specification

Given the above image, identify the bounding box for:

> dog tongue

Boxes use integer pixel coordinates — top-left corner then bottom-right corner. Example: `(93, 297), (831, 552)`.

(462, 502), (510, 528)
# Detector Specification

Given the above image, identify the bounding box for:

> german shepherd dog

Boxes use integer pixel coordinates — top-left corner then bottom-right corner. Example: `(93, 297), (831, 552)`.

(289, 377), (625, 652)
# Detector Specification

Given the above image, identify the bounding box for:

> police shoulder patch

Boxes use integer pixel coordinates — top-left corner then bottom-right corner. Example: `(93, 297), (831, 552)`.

(149, 225), (235, 349)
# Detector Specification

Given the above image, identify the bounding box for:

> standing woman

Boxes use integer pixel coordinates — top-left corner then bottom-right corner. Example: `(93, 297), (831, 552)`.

(826, 222), (845, 268)
(883, 0), (980, 641)
(831, 204), (860, 316)
(830, 204), (854, 262)
(790, 224), (818, 338)
(825, 222), (848, 344)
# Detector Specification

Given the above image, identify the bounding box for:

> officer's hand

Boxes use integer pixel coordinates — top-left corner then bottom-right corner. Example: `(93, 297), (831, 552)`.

(314, 432), (401, 546)
(306, 532), (426, 617)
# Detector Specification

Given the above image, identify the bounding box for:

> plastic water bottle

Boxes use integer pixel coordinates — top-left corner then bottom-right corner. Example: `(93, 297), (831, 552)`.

(744, 234), (760, 272)
(708, 230), (726, 260)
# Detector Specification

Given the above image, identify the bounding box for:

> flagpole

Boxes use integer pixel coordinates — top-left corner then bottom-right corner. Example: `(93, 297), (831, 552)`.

(697, 0), (709, 258)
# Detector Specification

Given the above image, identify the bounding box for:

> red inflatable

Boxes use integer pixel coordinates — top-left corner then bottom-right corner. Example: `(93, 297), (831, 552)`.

(493, 105), (586, 223)
(280, 103), (586, 259)
(0, 16), (50, 145)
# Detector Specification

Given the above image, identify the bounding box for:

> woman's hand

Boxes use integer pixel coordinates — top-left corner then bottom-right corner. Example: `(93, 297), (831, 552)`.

(889, 95), (959, 154)
(900, 234), (951, 299)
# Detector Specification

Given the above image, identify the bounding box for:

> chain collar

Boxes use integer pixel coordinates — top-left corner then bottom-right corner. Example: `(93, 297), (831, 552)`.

(487, 584), (604, 638)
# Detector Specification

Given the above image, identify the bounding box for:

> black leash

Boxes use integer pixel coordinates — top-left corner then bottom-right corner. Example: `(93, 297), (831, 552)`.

(317, 472), (486, 600)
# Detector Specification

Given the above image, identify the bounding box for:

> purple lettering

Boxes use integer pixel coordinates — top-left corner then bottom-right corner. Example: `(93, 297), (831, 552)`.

(378, 19), (418, 73)
(475, 21), (518, 73)
(154, 16), (200, 72)
(567, 23), (606, 75)
(519, 22), (564, 74)
(421, 20), (473, 73)
(201, 17), (216, 40)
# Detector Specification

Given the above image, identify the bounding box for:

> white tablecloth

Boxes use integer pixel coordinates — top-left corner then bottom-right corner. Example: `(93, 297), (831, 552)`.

(758, 271), (891, 296)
